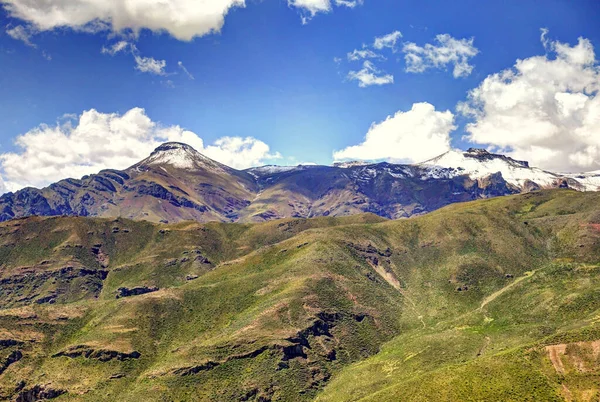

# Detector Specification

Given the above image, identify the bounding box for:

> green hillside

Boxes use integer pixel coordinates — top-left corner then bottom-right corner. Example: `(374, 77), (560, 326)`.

(1, 189), (600, 401)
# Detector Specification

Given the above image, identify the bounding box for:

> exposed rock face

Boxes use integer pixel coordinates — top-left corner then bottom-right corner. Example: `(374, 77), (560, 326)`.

(172, 347), (269, 377)
(91, 244), (109, 268)
(115, 286), (159, 298)
(15, 385), (66, 402)
(0, 350), (22, 375)
(0, 266), (108, 307)
(171, 311), (363, 384)
(135, 181), (208, 212)
(0, 339), (23, 349)
(0, 143), (597, 224)
(53, 345), (141, 362)
(465, 148), (529, 168)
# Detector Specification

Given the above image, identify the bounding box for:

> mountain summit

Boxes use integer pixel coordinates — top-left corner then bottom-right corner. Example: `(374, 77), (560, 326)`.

(420, 148), (600, 191)
(420, 148), (557, 189)
(0, 143), (598, 223)
(136, 142), (227, 171)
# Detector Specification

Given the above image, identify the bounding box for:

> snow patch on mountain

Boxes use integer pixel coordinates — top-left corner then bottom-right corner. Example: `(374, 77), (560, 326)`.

(419, 148), (561, 188)
(333, 161), (371, 168)
(561, 171), (600, 191)
(245, 165), (306, 179)
(139, 142), (224, 171)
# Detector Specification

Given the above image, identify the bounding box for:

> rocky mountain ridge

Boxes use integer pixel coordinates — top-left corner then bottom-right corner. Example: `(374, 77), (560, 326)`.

(0, 142), (597, 223)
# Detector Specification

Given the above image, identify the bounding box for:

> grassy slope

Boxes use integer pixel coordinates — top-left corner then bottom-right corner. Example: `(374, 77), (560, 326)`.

(318, 190), (600, 402)
(2, 190), (600, 400)
(0, 213), (394, 401)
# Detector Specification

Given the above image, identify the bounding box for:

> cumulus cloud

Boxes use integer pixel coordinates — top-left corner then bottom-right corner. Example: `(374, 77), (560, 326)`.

(347, 48), (385, 61)
(0, 176), (7, 195)
(403, 34), (478, 78)
(1, 0), (246, 41)
(333, 102), (455, 162)
(373, 31), (402, 50)
(5, 24), (35, 47)
(134, 54), (167, 75)
(0, 108), (279, 191)
(459, 30), (600, 172)
(338, 31), (398, 87)
(347, 60), (393, 87)
(289, 0), (330, 17)
(203, 137), (282, 169)
(288, 0), (363, 23)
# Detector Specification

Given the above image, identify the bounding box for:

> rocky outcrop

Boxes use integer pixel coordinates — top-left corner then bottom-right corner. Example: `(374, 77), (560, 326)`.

(116, 286), (159, 298)
(347, 243), (392, 258)
(172, 346), (270, 376)
(0, 266), (108, 307)
(135, 181), (208, 212)
(0, 339), (24, 349)
(347, 242), (393, 267)
(171, 311), (364, 379)
(91, 244), (109, 268)
(52, 345), (141, 362)
(0, 350), (22, 375)
(465, 148), (529, 168)
(15, 385), (66, 402)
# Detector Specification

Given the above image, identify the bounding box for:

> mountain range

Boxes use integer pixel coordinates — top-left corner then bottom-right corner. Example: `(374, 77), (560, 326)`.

(2, 142), (600, 400)
(1, 142), (599, 224)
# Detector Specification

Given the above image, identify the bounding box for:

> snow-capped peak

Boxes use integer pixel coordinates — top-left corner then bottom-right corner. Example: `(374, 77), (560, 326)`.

(333, 160), (371, 168)
(245, 165), (314, 179)
(138, 142), (224, 171)
(419, 148), (559, 188)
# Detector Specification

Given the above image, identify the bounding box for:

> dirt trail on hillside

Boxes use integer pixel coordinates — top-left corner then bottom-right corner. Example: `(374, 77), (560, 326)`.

(478, 269), (538, 311)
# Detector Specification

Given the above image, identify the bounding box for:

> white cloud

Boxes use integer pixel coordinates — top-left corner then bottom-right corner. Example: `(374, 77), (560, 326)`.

(101, 42), (167, 76)
(2, 0), (359, 44)
(2, 0), (245, 41)
(373, 31), (402, 50)
(0, 176), (7, 195)
(289, 0), (331, 16)
(288, 0), (363, 23)
(347, 48), (385, 61)
(0, 108), (279, 191)
(101, 40), (130, 56)
(178, 61), (195, 80)
(347, 60), (393, 87)
(335, 0), (363, 8)
(403, 34), (478, 78)
(5, 24), (35, 47)
(459, 30), (600, 172)
(333, 102), (455, 162)
(134, 54), (167, 75)
(203, 137), (282, 170)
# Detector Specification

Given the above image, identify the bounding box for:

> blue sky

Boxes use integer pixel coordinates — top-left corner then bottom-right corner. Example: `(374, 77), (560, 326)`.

(0, 0), (600, 191)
